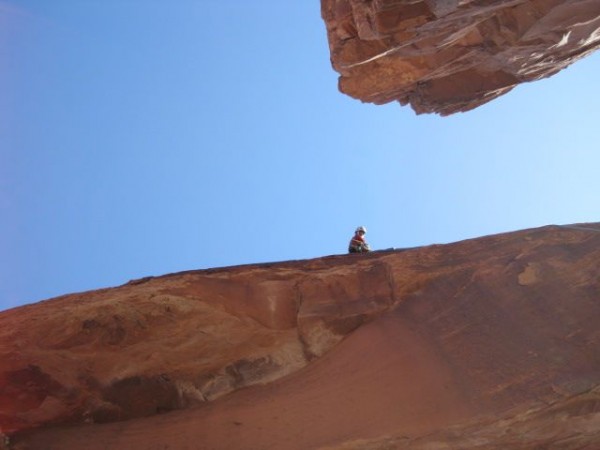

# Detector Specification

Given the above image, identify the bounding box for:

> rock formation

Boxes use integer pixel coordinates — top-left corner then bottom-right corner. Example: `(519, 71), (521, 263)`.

(321, 0), (600, 115)
(1, 224), (600, 449)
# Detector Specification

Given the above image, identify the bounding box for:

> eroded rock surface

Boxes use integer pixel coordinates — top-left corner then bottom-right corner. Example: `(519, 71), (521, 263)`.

(321, 0), (600, 114)
(2, 224), (600, 449)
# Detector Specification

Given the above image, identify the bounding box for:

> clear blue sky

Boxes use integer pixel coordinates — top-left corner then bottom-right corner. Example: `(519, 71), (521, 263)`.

(1, 1), (599, 310)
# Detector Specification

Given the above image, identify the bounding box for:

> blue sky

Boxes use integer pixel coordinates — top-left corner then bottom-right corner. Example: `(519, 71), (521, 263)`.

(1, 1), (599, 310)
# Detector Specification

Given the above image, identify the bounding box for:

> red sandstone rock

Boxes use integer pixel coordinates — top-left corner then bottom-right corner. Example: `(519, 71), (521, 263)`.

(2, 224), (600, 449)
(321, 0), (600, 115)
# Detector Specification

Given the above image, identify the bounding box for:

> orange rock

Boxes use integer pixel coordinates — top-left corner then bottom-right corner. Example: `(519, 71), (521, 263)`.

(321, 0), (600, 114)
(2, 224), (600, 449)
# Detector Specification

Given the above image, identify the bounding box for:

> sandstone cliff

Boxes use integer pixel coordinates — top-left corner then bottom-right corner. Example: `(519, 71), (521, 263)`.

(1, 224), (599, 449)
(321, 0), (600, 115)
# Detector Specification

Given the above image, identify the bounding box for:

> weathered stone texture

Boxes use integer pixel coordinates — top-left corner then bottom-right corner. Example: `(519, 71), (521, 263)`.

(321, 0), (600, 114)
(2, 224), (600, 449)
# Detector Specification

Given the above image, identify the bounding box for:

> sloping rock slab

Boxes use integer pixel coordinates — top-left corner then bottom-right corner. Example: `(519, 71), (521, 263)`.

(2, 224), (600, 449)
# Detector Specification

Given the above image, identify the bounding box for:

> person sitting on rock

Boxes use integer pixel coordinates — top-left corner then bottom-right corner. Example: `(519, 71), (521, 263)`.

(349, 226), (371, 253)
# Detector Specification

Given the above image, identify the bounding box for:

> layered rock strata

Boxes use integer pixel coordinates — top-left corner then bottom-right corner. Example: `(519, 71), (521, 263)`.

(321, 0), (600, 114)
(1, 223), (600, 449)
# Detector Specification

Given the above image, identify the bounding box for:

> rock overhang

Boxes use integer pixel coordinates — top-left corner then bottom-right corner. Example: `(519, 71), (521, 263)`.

(321, 0), (600, 115)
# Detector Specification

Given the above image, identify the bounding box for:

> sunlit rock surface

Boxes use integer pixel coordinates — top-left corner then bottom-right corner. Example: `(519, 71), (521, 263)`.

(2, 224), (600, 449)
(321, 0), (600, 115)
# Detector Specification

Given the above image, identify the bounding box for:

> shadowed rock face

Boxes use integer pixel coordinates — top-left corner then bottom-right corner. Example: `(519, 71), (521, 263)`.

(321, 0), (600, 115)
(1, 224), (600, 449)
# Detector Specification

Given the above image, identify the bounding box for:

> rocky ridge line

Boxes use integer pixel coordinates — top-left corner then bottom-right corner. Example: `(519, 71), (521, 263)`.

(1, 223), (599, 450)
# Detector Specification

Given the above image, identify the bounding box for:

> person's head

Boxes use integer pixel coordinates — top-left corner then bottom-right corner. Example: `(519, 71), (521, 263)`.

(355, 226), (367, 236)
